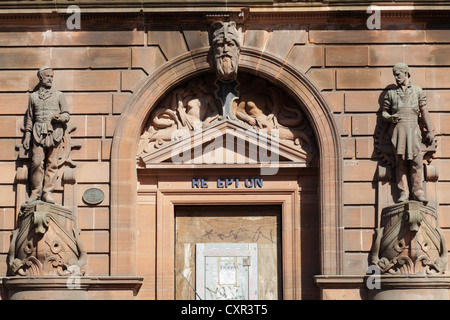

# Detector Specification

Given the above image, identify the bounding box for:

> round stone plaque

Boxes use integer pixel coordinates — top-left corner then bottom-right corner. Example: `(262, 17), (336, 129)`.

(82, 188), (104, 205)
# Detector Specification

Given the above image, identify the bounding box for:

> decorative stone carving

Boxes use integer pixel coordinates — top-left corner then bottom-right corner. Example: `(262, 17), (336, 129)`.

(233, 74), (315, 153)
(211, 21), (240, 83)
(376, 63), (436, 204)
(369, 201), (447, 275)
(137, 76), (222, 155)
(8, 66), (87, 279)
(137, 74), (316, 158)
(137, 21), (315, 163)
(7, 201), (87, 277)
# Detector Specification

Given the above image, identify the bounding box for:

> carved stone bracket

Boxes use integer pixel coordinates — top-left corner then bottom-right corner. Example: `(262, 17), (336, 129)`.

(369, 201), (447, 276)
(7, 201), (87, 277)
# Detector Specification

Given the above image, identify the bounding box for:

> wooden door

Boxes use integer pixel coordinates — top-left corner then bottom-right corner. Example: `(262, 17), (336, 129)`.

(175, 205), (281, 300)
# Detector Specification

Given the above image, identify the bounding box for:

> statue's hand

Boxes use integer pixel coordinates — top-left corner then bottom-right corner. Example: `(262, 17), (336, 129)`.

(23, 132), (31, 150)
(52, 113), (63, 122)
(390, 114), (401, 123)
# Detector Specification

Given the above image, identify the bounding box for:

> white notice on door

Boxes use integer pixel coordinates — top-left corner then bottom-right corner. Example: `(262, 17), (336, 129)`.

(219, 257), (237, 285)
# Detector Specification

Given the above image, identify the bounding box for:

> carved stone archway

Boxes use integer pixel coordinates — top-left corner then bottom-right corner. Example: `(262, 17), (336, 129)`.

(110, 47), (343, 278)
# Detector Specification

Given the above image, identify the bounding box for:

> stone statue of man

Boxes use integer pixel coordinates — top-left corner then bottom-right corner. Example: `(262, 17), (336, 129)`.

(23, 66), (70, 204)
(382, 63), (434, 203)
(212, 21), (240, 82)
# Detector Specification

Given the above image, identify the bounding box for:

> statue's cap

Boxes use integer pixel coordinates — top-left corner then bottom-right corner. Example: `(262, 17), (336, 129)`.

(37, 66), (53, 78)
(393, 63), (410, 77)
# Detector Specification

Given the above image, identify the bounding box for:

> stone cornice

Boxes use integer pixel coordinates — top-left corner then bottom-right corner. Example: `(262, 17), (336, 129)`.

(0, 1), (449, 25)
(0, 8), (449, 26)
(0, 1), (450, 13)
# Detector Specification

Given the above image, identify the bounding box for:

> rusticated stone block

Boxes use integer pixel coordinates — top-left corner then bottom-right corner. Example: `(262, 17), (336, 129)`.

(121, 70), (147, 92)
(343, 182), (376, 205)
(323, 91), (344, 113)
(0, 139), (19, 160)
(326, 46), (368, 66)
(70, 115), (104, 138)
(101, 139), (112, 160)
(428, 91), (450, 111)
(310, 30), (425, 44)
(183, 29), (210, 50)
(0, 94), (28, 115)
(264, 29), (307, 60)
(89, 48), (131, 69)
(66, 93), (112, 115)
(345, 91), (382, 113)
(243, 29), (269, 50)
(131, 47), (166, 75)
(287, 45), (323, 72)
(426, 68), (450, 89)
(0, 71), (30, 92)
(78, 207), (110, 230)
(306, 68), (335, 90)
(77, 162), (110, 183)
(343, 206), (376, 228)
(112, 93), (131, 114)
(369, 45), (405, 66)
(0, 185), (15, 206)
(343, 160), (378, 182)
(342, 137), (355, 159)
(105, 116), (119, 137)
(426, 30), (450, 43)
(85, 254), (109, 276)
(344, 229), (375, 251)
(0, 116), (22, 138)
(79, 231), (110, 254)
(70, 138), (101, 161)
(148, 29), (188, 60)
(28, 30), (144, 46)
(0, 207), (15, 230)
(335, 114), (351, 136)
(0, 32), (28, 46)
(352, 114), (378, 136)
(51, 48), (89, 69)
(0, 48), (50, 69)
(355, 137), (376, 159)
(51, 70), (119, 92)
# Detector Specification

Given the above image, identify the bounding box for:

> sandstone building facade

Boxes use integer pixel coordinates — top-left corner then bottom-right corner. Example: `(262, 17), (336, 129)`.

(0, 0), (449, 300)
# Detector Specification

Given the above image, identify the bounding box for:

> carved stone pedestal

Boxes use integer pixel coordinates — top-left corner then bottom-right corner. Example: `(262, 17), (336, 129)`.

(368, 201), (448, 299)
(8, 200), (87, 277)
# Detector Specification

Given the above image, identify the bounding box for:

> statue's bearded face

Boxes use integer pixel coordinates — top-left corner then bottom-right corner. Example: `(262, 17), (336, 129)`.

(213, 36), (240, 82)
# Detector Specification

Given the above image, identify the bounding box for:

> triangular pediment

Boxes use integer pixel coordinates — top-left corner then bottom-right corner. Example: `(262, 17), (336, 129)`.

(138, 120), (315, 169)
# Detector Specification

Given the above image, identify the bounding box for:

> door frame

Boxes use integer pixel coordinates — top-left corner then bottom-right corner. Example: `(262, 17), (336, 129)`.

(137, 170), (304, 299)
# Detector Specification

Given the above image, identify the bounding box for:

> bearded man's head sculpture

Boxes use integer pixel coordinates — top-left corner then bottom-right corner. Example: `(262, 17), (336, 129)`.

(212, 21), (240, 82)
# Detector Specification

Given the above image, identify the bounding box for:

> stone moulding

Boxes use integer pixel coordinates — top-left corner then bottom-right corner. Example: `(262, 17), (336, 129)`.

(1, 276), (144, 300)
(314, 275), (450, 300)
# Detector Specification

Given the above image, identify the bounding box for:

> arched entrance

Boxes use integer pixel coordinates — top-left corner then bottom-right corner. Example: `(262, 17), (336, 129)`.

(109, 47), (343, 299)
